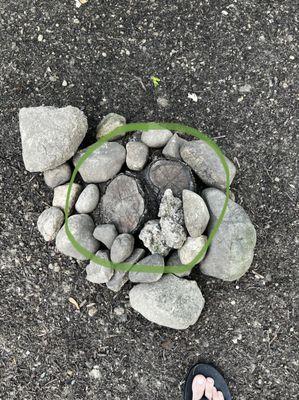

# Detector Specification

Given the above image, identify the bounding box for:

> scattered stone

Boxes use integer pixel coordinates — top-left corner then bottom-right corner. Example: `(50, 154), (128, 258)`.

(110, 233), (135, 263)
(106, 248), (145, 292)
(126, 141), (149, 171)
(141, 129), (173, 148)
(158, 189), (186, 249)
(86, 250), (114, 283)
(178, 236), (207, 265)
(87, 305), (98, 317)
(166, 250), (191, 277)
(183, 189), (210, 237)
(52, 183), (82, 211)
(129, 274), (205, 329)
(93, 224), (118, 249)
(96, 113), (126, 140)
(19, 106), (87, 172)
(37, 207), (64, 241)
(200, 188), (256, 281)
(75, 184), (100, 214)
(180, 140), (236, 190)
(73, 142), (126, 183)
(101, 174), (146, 233)
(56, 214), (99, 260)
(89, 366), (102, 380)
(139, 220), (170, 256)
(114, 306), (125, 316)
(162, 133), (186, 160)
(44, 163), (71, 188)
(147, 159), (196, 198)
(129, 254), (164, 283)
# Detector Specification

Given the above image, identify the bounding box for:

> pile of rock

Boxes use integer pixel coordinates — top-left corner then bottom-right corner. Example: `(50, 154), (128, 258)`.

(19, 106), (256, 330)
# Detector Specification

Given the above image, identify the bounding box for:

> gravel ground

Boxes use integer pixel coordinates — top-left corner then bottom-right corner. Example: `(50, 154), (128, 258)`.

(0, 1), (298, 399)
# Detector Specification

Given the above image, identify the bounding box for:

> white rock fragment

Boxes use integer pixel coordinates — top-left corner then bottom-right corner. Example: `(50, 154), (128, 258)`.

(141, 129), (173, 148)
(44, 163), (71, 188)
(139, 220), (170, 256)
(75, 184), (100, 214)
(52, 183), (82, 211)
(178, 236), (207, 265)
(126, 141), (149, 171)
(183, 189), (210, 237)
(96, 113), (126, 140)
(37, 207), (64, 241)
(86, 250), (114, 284)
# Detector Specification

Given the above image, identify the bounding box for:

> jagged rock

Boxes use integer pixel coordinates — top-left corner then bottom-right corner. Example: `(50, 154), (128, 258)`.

(93, 224), (118, 249)
(141, 129), (173, 148)
(75, 184), (100, 214)
(200, 188), (256, 281)
(126, 141), (149, 171)
(178, 236), (207, 265)
(158, 189), (187, 249)
(180, 140), (236, 190)
(139, 220), (170, 256)
(52, 183), (82, 211)
(37, 207), (64, 241)
(44, 163), (71, 188)
(106, 248), (145, 292)
(86, 250), (114, 284)
(162, 133), (186, 160)
(183, 189), (210, 237)
(101, 174), (146, 233)
(19, 106), (87, 172)
(73, 142), (126, 183)
(129, 274), (205, 329)
(129, 254), (164, 283)
(55, 214), (99, 260)
(147, 159), (196, 198)
(110, 233), (135, 263)
(96, 113), (126, 140)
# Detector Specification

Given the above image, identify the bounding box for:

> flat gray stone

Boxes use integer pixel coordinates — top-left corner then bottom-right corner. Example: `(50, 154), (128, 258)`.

(200, 188), (256, 281)
(166, 251), (191, 277)
(126, 141), (149, 171)
(129, 274), (205, 329)
(55, 214), (99, 260)
(93, 224), (118, 249)
(141, 129), (173, 148)
(75, 184), (100, 214)
(106, 248), (145, 292)
(52, 183), (82, 211)
(162, 133), (186, 160)
(139, 220), (170, 256)
(129, 254), (164, 283)
(19, 106), (87, 172)
(96, 113), (126, 140)
(183, 189), (210, 237)
(178, 236), (207, 265)
(73, 142), (126, 183)
(86, 250), (114, 284)
(37, 206), (64, 241)
(180, 140), (236, 190)
(110, 233), (135, 263)
(44, 163), (71, 188)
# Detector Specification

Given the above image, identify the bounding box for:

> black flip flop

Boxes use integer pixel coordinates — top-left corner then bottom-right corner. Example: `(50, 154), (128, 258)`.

(184, 363), (232, 400)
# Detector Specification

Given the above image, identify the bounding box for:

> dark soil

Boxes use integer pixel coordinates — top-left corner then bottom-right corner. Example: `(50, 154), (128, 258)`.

(0, 1), (298, 399)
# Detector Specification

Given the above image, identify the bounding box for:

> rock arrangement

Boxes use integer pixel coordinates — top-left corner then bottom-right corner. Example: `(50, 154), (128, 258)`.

(19, 106), (257, 330)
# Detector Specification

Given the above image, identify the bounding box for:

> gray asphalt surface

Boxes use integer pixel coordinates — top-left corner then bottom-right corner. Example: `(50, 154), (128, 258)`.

(0, 1), (298, 399)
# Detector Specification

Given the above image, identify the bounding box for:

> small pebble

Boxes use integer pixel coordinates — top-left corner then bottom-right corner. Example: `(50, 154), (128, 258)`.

(75, 184), (100, 213)
(52, 183), (82, 211)
(141, 129), (173, 148)
(110, 234), (135, 263)
(126, 141), (149, 171)
(44, 163), (71, 188)
(93, 224), (118, 249)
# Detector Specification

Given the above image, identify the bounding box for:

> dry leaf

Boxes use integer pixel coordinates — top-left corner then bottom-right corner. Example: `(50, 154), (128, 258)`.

(68, 297), (80, 310)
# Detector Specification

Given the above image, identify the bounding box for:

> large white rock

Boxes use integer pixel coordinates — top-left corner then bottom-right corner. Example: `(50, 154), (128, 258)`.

(129, 274), (205, 329)
(19, 106), (87, 172)
(73, 142), (126, 183)
(200, 188), (256, 281)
